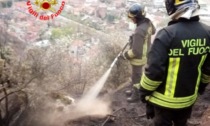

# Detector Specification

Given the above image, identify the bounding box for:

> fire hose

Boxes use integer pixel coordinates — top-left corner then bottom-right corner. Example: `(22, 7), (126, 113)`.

(110, 42), (129, 68)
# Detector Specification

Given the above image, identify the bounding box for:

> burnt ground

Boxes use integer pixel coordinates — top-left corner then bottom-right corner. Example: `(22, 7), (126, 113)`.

(67, 84), (210, 126)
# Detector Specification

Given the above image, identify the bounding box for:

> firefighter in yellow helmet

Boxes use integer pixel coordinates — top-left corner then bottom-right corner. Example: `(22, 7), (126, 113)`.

(121, 3), (156, 103)
(139, 0), (210, 125)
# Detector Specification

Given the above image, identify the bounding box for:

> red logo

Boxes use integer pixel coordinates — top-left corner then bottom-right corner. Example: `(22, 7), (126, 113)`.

(27, 0), (65, 20)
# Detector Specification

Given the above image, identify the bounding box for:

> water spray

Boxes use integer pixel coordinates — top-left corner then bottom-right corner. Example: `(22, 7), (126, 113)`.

(41, 42), (131, 125)
(81, 42), (129, 100)
(72, 41), (130, 121)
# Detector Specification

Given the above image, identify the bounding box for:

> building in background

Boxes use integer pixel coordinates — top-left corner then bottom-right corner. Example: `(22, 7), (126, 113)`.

(153, 0), (164, 8)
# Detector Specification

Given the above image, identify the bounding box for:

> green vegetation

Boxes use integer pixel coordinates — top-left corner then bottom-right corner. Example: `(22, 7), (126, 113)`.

(51, 27), (74, 39)
(66, 14), (81, 22)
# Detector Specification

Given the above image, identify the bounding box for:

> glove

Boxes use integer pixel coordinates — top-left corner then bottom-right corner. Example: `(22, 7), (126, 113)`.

(146, 103), (155, 119)
(119, 52), (127, 60)
(140, 94), (147, 103)
(139, 87), (152, 103)
(198, 82), (208, 95)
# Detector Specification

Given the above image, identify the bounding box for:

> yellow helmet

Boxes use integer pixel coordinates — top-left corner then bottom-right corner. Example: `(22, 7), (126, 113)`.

(165, 0), (199, 15)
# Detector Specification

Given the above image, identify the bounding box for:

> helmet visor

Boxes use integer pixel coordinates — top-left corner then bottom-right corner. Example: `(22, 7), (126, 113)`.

(128, 12), (135, 18)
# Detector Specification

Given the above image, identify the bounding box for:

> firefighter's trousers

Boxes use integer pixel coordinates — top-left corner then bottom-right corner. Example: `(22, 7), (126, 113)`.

(153, 105), (192, 126)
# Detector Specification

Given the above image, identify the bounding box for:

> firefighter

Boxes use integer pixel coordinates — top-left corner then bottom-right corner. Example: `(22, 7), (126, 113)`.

(139, 0), (210, 125)
(121, 3), (156, 102)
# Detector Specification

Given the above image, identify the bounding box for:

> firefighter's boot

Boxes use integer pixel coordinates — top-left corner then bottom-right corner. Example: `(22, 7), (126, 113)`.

(126, 88), (140, 103)
(124, 82), (133, 97)
(125, 89), (132, 97)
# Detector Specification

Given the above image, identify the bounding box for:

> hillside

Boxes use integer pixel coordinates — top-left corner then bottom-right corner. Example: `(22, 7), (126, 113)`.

(0, 0), (210, 126)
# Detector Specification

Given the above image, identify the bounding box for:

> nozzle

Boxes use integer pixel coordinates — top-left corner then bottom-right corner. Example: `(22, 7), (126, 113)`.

(109, 42), (129, 69)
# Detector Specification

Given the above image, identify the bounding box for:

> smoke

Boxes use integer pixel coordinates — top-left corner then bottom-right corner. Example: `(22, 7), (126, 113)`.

(71, 97), (112, 120)
(82, 68), (112, 101)
(16, 65), (113, 126)
(36, 67), (113, 125)
(35, 96), (111, 126)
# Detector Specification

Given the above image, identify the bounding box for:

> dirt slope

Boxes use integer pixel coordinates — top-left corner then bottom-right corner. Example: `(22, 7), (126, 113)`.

(107, 85), (210, 126)
(66, 84), (210, 126)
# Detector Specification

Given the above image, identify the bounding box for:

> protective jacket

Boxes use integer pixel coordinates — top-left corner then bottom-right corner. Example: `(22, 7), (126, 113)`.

(140, 17), (210, 109)
(124, 18), (156, 66)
